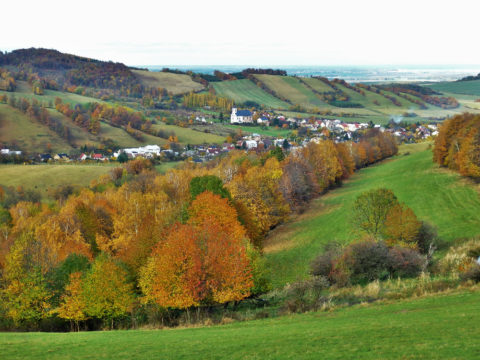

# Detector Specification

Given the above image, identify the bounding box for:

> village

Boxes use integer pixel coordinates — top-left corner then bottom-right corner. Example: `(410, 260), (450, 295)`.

(0, 107), (438, 165)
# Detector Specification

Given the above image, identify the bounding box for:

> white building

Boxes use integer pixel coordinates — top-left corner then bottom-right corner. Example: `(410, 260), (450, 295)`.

(231, 107), (253, 124)
(115, 145), (161, 159)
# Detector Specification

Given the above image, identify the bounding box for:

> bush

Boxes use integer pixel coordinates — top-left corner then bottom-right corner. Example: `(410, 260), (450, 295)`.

(387, 246), (425, 278)
(460, 265), (480, 283)
(343, 240), (390, 285)
(310, 250), (338, 278)
(283, 276), (329, 313)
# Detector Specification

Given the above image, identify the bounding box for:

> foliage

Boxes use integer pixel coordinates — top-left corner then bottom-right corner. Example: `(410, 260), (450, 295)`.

(81, 256), (134, 326)
(352, 188), (399, 237)
(190, 175), (231, 200)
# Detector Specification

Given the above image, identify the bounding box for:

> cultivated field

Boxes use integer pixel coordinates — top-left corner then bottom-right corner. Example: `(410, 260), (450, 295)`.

(212, 79), (289, 109)
(1, 290), (479, 359)
(426, 79), (480, 96)
(132, 70), (204, 95)
(264, 142), (480, 288)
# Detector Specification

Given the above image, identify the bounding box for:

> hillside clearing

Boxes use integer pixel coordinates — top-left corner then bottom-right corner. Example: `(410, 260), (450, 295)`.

(132, 70), (204, 95)
(264, 142), (480, 288)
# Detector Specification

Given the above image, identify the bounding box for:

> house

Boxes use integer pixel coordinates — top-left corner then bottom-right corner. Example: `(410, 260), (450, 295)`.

(92, 153), (104, 161)
(54, 153), (69, 161)
(40, 153), (52, 162)
(244, 140), (257, 149)
(230, 107), (253, 124)
(79, 153), (89, 161)
(1, 149), (22, 156)
(257, 116), (270, 125)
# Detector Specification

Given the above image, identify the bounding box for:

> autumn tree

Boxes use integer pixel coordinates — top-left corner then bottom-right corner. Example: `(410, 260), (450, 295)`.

(383, 203), (421, 249)
(140, 192), (253, 309)
(57, 272), (88, 331)
(81, 256), (134, 329)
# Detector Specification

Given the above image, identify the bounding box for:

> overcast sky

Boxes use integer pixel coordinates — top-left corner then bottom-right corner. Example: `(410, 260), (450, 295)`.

(2, 0), (479, 66)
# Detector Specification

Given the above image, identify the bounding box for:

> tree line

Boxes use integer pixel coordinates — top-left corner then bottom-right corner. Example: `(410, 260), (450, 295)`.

(0, 130), (397, 331)
(433, 112), (480, 178)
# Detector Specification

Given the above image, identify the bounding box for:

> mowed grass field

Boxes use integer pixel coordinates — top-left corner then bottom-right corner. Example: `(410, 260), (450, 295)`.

(212, 79), (289, 109)
(2, 290), (480, 359)
(132, 70), (204, 95)
(264, 143), (480, 288)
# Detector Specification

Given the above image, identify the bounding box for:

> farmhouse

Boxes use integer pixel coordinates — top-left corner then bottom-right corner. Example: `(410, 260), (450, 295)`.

(231, 107), (253, 124)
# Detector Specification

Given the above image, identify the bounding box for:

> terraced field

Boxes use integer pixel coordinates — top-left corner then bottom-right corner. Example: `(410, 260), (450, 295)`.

(264, 143), (480, 288)
(212, 79), (289, 109)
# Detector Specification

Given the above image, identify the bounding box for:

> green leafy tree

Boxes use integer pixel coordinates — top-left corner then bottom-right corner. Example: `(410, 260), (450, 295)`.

(190, 175), (231, 200)
(352, 188), (399, 237)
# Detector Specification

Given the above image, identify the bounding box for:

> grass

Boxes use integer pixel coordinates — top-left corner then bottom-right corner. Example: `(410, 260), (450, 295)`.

(212, 79), (289, 109)
(0, 81), (101, 107)
(132, 70), (204, 95)
(150, 122), (226, 144)
(224, 124), (291, 137)
(155, 161), (181, 174)
(264, 142), (480, 288)
(1, 290), (479, 359)
(0, 164), (114, 198)
(0, 104), (73, 153)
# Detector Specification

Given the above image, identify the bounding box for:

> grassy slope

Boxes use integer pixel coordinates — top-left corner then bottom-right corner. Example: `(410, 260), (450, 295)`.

(2, 290), (479, 359)
(264, 143), (480, 288)
(150, 123), (225, 144)
(212, 79), (289, 109)
(0, 104), (73, 153)
(301, 77), (335, 93)
(426, 80), (480, 96)
(0, 164), (114, 198)
(0, 81), (101, 106)
(132, 70), (204, 95)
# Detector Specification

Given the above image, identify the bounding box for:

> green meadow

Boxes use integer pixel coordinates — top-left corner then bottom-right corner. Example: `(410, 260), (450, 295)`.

(1, 290), (479, 359)
(264, 143), (480, 288)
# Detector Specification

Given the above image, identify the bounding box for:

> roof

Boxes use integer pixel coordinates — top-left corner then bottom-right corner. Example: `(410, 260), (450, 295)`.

(236, 110), (252, 117)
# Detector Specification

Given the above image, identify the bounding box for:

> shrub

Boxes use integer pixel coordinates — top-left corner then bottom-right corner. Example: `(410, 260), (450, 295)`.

(342, 240), (390, 285)
(387, 246), (425, 278)
(460, 265), (480, 283)
(310, 250), (338, 278)
(283, 276), (329, 313)
(438, 238), (480, 276)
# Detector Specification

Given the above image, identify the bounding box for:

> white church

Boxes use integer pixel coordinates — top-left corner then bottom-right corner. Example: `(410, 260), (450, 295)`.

(230, 107), (253, 124)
